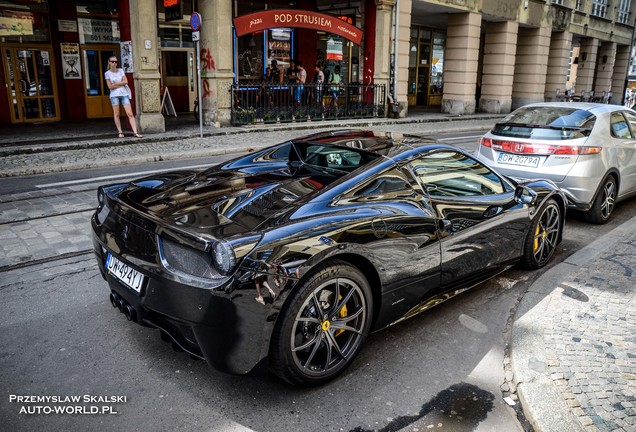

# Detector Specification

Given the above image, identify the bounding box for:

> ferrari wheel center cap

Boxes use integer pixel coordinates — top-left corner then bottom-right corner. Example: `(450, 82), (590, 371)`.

(321, 320), (331, 331)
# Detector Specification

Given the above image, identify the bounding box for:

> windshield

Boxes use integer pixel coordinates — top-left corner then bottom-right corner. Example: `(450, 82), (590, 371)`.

(492, 106), (595, 140)
(291, 141), (380, 172)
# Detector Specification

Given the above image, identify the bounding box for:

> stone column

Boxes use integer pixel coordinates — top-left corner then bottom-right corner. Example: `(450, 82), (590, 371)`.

(511, 26), (551, 109)
(199, 0), (234, 127)
(612, 44), (630, 105)
(442, 12), (481, 115)
(594, 42), (616, 96)
(575, 38), (599, 97)
(394, 0), (412, 117)
(129, 0), (164, 133)
(479, 21), (518, 114)
(374, 0), (396, 115)
(545, 30), (572, 101)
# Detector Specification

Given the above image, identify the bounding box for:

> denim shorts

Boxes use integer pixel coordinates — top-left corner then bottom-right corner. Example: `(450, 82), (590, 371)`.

(110, 95), (131, 106)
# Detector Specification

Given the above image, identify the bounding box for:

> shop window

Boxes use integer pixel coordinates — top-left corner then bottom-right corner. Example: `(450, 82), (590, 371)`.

(430, 32), (445, 100)
(267, 28), (292, 71)
(407, 26), (445, 107)
(159, 25), (193, 48)
(317, 33), (359, 85)
(237, 31), (265, 81)
(0, 8), (51, 43)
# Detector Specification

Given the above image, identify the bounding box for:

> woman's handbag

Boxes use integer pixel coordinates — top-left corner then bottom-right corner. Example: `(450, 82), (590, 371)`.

(125, 84), (132, 99)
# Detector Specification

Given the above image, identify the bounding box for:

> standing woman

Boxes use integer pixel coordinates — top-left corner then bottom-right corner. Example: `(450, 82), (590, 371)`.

(104, 56), (142, 138)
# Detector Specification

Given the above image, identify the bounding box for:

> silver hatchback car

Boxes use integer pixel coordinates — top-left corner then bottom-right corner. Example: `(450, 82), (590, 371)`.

(476, 102), (636, 223)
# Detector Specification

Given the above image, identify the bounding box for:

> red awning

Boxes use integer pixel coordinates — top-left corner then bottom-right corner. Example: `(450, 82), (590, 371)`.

(233, 9), (363, 45)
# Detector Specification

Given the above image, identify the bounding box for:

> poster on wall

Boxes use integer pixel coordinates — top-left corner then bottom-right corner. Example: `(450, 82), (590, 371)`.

(121, 41), (133, 73)
(61, 43), (81, 79)
(0, 15), (33, 37)
(78, 17), (120, 44)
(326, 37), (343, 61)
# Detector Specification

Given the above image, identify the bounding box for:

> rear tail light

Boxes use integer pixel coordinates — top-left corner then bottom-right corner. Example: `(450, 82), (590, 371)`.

(483, 138), (602, 156)
(580, 146), (602, 155)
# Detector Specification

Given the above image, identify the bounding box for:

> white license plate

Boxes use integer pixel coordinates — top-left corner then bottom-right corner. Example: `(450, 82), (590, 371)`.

(497, 153), (541, 168)
(106, 253), (145, 293)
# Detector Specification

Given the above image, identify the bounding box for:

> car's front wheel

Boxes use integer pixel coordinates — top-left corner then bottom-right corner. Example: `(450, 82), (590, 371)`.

(521, 198), (561, 269)
(585, 175), (617, 224)
(270, 260), (372, 386)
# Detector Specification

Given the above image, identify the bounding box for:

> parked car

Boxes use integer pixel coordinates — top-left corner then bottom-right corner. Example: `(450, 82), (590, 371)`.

(476, 102), (636, 223)
(91, 130), (566, 386)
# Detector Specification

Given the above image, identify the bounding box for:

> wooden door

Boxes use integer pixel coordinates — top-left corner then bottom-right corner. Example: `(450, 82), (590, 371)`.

(2, 45), (60, 123)
(82, 46), (119, 118)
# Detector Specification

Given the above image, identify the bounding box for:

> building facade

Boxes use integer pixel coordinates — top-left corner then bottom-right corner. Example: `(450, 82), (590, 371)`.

(1, 0), (634, 129)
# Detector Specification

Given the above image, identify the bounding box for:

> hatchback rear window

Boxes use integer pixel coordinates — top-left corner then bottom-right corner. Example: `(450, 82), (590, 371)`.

(491, 106), (595, 140)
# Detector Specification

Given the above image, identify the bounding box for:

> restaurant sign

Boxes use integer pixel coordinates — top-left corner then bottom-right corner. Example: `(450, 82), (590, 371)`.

(233, 10), (363, 45)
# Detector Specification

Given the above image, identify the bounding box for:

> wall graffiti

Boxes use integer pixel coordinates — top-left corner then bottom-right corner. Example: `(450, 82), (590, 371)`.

(201, 48), (216, 73)
(202, 80), (214, 99)
(200, 47), (216, 100)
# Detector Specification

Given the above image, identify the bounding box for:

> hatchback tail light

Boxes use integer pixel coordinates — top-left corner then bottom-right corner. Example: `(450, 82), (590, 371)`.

(481, 137), (602, 156)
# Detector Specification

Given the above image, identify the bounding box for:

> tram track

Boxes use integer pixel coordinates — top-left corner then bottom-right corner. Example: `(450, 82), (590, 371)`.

(0, 250), (93, 274)
(0, 190), (95, 271)
(0, 134), (480, 273)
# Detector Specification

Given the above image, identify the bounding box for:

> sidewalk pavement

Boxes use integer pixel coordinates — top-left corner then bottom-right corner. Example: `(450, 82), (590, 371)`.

(0, 112), (502, 177)
(512, 216), (636, 432)
(0, 110), (499, 149)
(1, 111), (635, 432)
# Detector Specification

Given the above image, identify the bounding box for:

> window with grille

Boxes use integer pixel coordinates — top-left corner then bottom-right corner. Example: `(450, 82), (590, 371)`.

(591, 0), (609, 18)
(617, 0), (631, 24)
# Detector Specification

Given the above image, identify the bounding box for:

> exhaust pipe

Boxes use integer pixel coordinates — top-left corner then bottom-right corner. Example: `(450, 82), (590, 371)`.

(124, 304), (137, 322)
(110, 292), (120, 308)
(110, 292), (137, 322)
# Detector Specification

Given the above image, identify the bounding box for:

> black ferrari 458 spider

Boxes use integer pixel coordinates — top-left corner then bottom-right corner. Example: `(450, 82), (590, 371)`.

(92, 130), (566, 385)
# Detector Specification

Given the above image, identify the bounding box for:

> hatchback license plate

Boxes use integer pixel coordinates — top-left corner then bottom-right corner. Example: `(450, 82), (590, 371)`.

(497, 153), (541, 168)
(106, 253), (145, 293)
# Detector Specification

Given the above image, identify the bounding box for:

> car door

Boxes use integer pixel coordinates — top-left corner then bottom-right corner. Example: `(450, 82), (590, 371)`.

(336, 165), (442, 328)
(613, 111), (636, 198)
(406, 149), (530, 292)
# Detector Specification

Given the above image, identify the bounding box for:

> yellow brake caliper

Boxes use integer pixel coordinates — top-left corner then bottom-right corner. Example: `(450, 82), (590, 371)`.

(534, 223), (547, 252)
(335, 295), (347, 336)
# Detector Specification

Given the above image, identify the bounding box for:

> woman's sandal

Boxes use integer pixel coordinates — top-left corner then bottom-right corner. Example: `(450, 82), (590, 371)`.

(118, 132), (124, 138)
(134, 133), (143, 138)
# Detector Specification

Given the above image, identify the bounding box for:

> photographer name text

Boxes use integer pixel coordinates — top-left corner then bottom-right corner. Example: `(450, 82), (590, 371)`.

(9, 394), (127, 415)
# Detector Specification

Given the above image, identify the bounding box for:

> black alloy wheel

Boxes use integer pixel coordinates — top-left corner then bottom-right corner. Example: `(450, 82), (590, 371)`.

(522, 198), (561, 269)
(585, 176), (617, 224)
(270, 260), (372, 386)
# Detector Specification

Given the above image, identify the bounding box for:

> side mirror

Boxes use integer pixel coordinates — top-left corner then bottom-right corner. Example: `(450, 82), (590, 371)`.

(514, 185), (537, 205)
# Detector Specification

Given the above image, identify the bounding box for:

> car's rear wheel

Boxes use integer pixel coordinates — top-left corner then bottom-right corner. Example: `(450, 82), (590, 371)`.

(270, 260), (372, 386)
(521, 198), (561, 269)
(584, 175), (617, 224)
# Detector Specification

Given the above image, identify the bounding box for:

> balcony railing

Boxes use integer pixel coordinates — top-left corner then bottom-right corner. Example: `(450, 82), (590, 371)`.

(230, 82), (386, 126)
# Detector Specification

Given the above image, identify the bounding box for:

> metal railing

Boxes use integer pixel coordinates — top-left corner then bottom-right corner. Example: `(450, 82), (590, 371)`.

(555, 88), (613, 103)
(230, 82), (386, 126)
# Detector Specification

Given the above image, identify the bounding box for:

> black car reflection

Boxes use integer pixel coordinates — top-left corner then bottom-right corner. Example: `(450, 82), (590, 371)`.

(91, 130), (566, 386)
